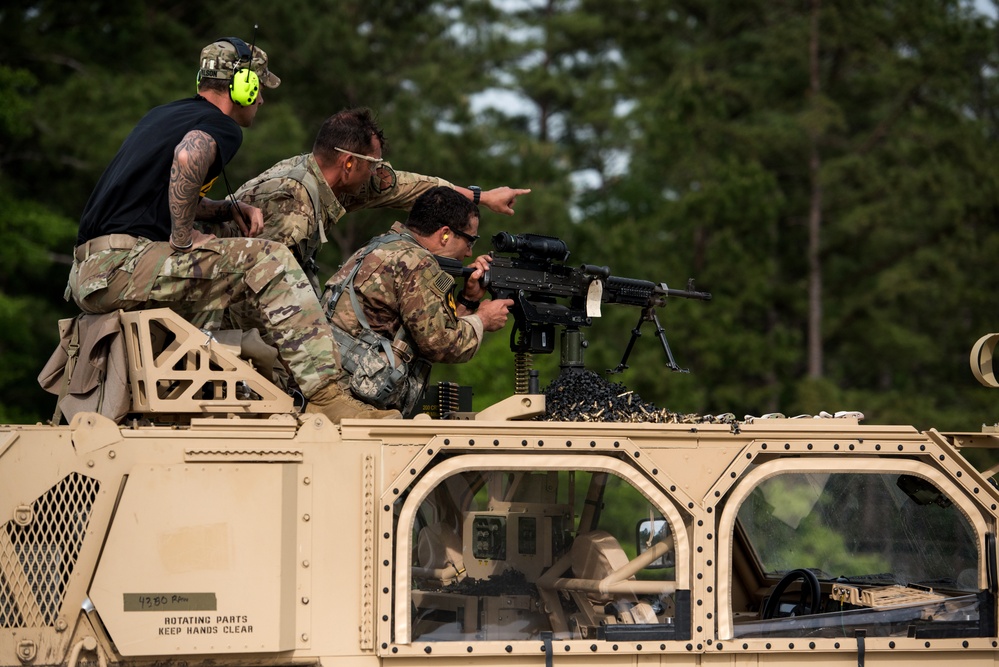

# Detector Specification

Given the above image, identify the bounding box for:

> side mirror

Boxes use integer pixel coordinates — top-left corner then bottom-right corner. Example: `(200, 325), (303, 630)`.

(636, 518), (674, 569)
(897, 474), (953, 508)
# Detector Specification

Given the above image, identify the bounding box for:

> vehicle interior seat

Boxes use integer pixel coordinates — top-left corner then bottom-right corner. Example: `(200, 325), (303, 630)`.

(413, 521), (465, 585)
(566, 530), (657, 626)
(569, 529), (630, 598)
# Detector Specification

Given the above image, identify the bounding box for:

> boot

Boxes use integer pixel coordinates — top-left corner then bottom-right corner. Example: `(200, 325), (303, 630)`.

(305, 383), (402, 424)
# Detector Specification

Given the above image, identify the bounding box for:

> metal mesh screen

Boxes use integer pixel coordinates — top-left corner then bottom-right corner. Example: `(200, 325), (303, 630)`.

(0, 473), (100, 628)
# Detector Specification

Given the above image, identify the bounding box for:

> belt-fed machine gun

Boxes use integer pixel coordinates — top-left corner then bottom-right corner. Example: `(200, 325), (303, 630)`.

(436, 232), (711, 392)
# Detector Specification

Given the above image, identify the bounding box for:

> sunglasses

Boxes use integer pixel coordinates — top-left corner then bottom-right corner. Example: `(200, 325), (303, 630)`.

(451, 228), (479, 249)
(334, 147), (397, 193)
(334, 146), (385, 169)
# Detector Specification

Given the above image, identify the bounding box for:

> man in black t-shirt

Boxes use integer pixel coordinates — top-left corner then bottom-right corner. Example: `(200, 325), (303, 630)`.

(67, 38), (399, 423)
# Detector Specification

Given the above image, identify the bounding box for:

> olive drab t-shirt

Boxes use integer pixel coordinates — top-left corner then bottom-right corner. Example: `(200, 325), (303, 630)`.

(77, 95), (243, 245)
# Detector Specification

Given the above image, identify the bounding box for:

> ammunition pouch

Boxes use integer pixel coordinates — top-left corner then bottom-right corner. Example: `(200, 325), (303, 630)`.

(332, 325), (430, 414)
(38, 311), (131, 424)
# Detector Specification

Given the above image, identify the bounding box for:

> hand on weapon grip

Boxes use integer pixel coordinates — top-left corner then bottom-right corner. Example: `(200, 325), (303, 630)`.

(476, 298), (514, 332)
(463, 254), (493, 301)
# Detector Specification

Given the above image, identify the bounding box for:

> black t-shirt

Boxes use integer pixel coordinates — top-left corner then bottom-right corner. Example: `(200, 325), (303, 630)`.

(77, 95), (243, 245)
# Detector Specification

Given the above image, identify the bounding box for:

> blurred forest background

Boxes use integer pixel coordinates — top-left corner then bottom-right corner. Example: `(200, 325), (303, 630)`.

(2, 0), (999, 433)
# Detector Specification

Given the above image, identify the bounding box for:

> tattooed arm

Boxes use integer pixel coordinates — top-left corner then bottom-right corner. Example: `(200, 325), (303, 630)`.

(195, 198), (234, 223)
(170, 131), (265, 250)
(169, 130), (218, 250)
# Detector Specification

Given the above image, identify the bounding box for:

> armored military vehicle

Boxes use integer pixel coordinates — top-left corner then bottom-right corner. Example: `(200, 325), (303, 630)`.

(3, 236), (999, 667)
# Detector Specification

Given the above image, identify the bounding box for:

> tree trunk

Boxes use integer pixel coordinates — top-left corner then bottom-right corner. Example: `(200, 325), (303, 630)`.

(807, 0), (824, 379)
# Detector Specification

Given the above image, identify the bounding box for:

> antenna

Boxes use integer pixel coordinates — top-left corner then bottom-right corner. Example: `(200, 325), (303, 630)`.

(246, 23), (258, 87)
(219, 23), (258, 234)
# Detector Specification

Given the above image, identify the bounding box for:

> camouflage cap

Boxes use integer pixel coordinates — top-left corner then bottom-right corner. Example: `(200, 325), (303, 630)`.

(199, 39), (281, 89)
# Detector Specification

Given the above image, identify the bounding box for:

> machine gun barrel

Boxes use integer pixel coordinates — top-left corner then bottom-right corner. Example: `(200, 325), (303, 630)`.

(661, 281), (712, 302)
(580, 264), (711, 308)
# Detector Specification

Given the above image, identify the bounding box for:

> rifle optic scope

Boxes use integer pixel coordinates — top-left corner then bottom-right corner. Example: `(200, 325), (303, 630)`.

(492, 232), (570, 262)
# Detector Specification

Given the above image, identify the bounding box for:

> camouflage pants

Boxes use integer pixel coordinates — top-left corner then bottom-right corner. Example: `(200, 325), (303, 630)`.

(69, 236), (339, 398)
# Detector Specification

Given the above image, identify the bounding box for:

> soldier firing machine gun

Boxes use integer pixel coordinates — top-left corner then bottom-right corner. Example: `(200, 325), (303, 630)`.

(436, 232), (711, 393)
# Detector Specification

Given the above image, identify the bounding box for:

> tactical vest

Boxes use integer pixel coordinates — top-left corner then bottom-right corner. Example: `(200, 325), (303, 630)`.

(324, 233), (431, 413)
(280, 155), (328, 290)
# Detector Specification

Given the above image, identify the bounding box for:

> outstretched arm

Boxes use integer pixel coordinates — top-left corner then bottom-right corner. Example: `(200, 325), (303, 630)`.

(455, 185), (532, 216)
(342, 170), (531, 217)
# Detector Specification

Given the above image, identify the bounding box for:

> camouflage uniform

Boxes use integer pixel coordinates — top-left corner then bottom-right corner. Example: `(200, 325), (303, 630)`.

(66, 41), (342, 400)
(220, 153), (453, 293)
(321, 222), (484, 391)
(69, 236), (339, 398)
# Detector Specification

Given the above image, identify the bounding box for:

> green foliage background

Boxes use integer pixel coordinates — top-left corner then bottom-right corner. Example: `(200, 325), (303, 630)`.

(2, 0), (999, 435)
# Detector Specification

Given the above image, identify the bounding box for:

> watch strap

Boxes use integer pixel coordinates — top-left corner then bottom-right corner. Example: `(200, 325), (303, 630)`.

(457, 293), (480, 313)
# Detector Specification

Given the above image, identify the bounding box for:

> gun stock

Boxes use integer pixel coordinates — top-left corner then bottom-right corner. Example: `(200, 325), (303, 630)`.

(434, 255), (473, 280)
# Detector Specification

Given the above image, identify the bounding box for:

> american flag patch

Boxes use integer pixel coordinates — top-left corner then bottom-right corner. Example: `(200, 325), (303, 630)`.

(432, 271), (455, 296)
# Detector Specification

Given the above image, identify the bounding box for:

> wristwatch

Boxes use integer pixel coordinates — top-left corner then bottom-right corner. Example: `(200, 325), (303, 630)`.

(468, 185), (481, 206)
(457, 293), (480, 313)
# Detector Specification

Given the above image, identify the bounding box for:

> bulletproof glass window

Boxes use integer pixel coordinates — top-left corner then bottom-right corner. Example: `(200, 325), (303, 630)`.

(403, 465), (688, 643)
(728, 470), (988, 640)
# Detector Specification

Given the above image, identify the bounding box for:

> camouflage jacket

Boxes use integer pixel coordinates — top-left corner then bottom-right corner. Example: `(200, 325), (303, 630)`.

(219, 154), (453, 293)
(323, 222), (484, 365)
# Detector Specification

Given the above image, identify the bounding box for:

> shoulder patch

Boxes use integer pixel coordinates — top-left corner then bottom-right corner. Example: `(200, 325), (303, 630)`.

(431, 271), (455, 297)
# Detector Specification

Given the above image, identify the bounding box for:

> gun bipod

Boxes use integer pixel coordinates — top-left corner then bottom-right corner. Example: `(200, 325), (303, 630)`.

(608, 306), (687, 375)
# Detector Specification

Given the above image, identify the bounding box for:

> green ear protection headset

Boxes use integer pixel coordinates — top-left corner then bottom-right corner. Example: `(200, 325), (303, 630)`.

(197, 36), (260, 107)
(222, 37), (259, 106)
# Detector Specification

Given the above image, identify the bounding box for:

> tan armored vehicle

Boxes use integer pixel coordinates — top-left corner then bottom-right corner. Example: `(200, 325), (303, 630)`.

(4, 252), (999, 666)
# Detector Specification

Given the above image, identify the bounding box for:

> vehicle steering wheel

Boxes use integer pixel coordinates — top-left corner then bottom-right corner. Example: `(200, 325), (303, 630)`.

(761, 568), (821, 619)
